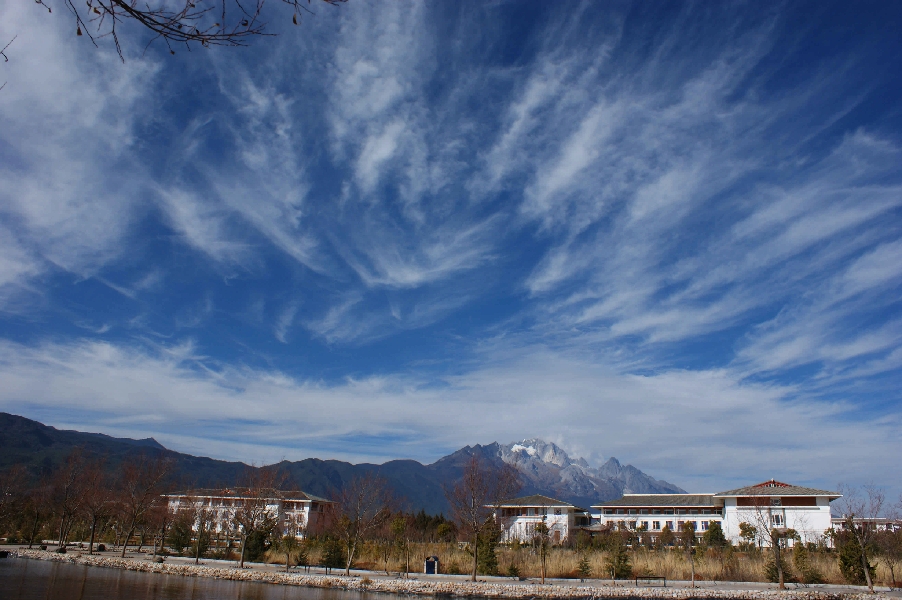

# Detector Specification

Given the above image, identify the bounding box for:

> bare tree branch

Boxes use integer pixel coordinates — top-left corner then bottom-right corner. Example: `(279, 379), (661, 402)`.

(36, 0), (346, 61)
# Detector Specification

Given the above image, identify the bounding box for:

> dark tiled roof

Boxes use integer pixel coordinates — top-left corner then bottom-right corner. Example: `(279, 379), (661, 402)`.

(496, 494), (588, 511)
(165, 489), (332, 503)
(714, 481), (839, 498)
(593, 494), (717, 508)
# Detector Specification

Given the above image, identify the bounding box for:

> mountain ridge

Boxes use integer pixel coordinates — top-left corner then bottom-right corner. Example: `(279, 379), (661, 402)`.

(0, 413), (684, 514)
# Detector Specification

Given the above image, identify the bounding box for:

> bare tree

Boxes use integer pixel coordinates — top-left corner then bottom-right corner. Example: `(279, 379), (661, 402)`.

(836, 484), (885, 593)
(740, 493), (798, 590)
(444, 455), (520, 582)
(80, 458), (115, 554)
(0, 464), (28, 534)
(533, 516), (550, 584)
(51, 450), (88, 551)
(330, 473), (396, 576)
(232, 466), (285, 568)
(116, 454), (172, 557)
(146, 495), (175, 559)
(33, 0), (345, 60)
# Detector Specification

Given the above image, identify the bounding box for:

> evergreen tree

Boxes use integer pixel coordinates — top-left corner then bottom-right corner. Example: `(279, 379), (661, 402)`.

(243, 529), (272, 562)
(838, 530), (875, 585)
(167, 518), (192, 555)
(703, 522), (728, 548)
(605, 538), (632, 579)
(764, 551), (795, 584)
(321, 537), (346, 573)
(506, 563), (521, 578)
(658, 524), (675, 548)
(577, 554), (592, 580)
(476, 520), (500, 575)
(792, 542), (824, 584)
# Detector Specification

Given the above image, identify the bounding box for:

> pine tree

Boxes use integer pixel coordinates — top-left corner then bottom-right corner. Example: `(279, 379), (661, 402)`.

(321, 538), (346, 573)
(764, 552), (795, 583)
(838, 531), (875, 585)
(792, 543), (823, 584)
(476, 521), (499, 575)
(703, 522), (728, 548)
(577, 554), (592, 580)
(605, 539), (632, 579)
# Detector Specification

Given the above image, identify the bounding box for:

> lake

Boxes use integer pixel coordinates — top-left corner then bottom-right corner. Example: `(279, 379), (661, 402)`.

(0, 557), (385, 600)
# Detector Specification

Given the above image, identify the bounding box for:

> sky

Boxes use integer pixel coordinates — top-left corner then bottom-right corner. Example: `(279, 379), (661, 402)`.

(1, 1), (901, 497)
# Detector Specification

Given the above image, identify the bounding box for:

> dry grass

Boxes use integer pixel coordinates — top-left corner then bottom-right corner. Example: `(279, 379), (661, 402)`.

(280, 541), (899, 586)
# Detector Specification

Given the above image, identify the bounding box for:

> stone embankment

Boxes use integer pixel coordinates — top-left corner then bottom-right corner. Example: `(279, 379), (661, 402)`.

(11, 549), (891, 600)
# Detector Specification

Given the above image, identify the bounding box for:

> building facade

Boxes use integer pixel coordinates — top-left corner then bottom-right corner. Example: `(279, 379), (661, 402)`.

(493, 494), (590, 544)
(593, 480), (840, 546)
(164, 488), (332, 537)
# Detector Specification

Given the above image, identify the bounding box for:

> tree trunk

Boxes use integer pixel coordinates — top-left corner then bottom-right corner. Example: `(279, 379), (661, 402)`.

(89, 517), (98, 555)
(57, 516), (67, 551)
(285, 551), (291, 573)
(120, 520), (137, 558)
(471, 533), (478, 582)
(861, 549), (874, 592)
(405, 538), (410, 579)
(28, 512), (41, 548)
(345, 537), (358, 576)
(238, 533), (247, 568)
(689, 550), (695, 588)
(774, 544), (784, 590)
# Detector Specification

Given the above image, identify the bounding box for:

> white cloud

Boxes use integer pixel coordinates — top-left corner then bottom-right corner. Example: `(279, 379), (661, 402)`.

(0, 338), (897, 493)
(0, 2), (157, 281)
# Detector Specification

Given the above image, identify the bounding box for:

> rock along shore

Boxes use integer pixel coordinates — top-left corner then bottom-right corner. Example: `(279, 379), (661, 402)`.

(11, 549), (892, 600)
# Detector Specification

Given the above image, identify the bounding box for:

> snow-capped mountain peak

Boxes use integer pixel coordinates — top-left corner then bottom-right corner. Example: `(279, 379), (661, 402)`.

(495, 438), (685, 506)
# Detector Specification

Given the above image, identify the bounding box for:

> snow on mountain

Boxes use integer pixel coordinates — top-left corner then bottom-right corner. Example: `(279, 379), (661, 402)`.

(496, 438), (685, 507)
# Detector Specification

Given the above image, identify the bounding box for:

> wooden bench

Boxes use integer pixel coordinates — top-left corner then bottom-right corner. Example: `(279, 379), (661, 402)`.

(635, 576), (666, 587)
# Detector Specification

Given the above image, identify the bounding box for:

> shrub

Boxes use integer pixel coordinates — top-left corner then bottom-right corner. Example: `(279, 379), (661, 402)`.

(764, 552), (795, 584)
(793, 543), (824, 584)
(507, 563), (520, 578)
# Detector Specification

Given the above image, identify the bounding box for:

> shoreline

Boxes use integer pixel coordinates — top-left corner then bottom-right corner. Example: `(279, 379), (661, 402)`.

(8, 549), (894, 600)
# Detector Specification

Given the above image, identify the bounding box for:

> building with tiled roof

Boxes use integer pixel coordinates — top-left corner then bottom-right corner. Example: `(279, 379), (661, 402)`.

(492, 494), (590, 544)
(164, 488), (333, 538)
(592, 479), (841, 547)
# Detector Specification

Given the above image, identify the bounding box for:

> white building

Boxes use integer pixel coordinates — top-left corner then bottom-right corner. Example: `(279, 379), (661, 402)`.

(716, 480), (839, 545)
(493, 494), (590, 544)
(164, 488), (332, 537)
(592, 493), (722, 540)
(593, 480), (840, 546)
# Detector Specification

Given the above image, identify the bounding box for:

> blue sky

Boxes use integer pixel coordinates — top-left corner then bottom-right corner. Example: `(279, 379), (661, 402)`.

(1, 1), (901, 495)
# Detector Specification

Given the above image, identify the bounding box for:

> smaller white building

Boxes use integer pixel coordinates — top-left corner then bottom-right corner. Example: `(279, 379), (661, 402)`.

(164, 488), (332, 537)
(493, 494), (590, 544)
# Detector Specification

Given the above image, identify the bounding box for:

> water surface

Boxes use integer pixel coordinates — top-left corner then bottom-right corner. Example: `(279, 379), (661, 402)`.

(0, 557), (384, 600)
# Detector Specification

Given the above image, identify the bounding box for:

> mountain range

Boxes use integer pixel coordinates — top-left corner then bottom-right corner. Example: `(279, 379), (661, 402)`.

(0, 413), (684, 513)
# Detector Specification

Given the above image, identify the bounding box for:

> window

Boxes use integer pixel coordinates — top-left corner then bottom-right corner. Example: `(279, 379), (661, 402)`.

(554, 509), (561, 515)
(772, 514), (783, 526)
(666, 521), (674, 530)
(653, 521), (660, 530)
(527, 508), (534, 516)
(770, 498), (782, 507)
(640, 509), (649, 515)
(701, 521), (709, 531)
